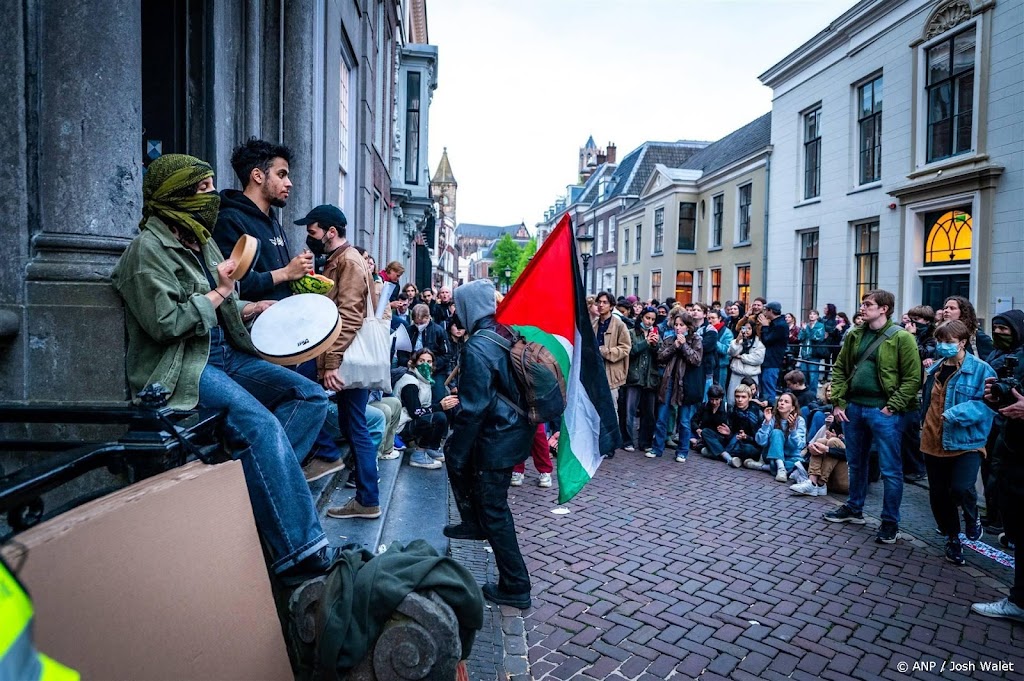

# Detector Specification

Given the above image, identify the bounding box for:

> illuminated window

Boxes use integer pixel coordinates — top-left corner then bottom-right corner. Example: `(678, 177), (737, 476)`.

(924, 208), (972, 265)
(736, 265), (751, 306)
(675, 271), (693, 304)
(710, 268), (722, 304)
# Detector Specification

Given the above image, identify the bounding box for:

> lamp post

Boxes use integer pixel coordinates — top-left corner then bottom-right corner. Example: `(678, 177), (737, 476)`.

(577, 232), (594, 293)
(503, 266), (512, 294)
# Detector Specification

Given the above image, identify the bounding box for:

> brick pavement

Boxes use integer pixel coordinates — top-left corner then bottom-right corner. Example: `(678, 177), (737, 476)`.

(509, 451), (1023, 680)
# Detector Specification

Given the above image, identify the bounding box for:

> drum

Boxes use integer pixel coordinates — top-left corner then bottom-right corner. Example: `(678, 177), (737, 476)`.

(249, 294), (341, 366)
(228, 234), (260, 281)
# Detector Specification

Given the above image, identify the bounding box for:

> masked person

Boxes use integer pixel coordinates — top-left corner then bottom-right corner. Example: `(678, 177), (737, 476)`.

(111, 154), (338, 585)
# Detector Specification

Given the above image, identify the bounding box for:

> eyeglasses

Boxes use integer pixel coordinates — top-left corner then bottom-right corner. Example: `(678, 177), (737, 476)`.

(859, 301), (878, 309)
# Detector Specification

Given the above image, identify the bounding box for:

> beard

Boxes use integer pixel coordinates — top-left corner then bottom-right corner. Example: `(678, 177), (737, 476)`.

(269, 196), (287, 208)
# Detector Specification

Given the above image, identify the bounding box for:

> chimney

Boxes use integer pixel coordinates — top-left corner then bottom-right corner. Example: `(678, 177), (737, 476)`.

(596, 152), (607, 165)
(606, 142), (617, 164)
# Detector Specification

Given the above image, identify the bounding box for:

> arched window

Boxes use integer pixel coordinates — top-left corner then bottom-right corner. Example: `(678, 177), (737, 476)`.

(924, 208), (972, 265)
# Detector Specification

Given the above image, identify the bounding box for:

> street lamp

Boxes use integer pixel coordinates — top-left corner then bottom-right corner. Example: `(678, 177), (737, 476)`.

(503, 266), (512, 294)
(577, 232), (594, 292)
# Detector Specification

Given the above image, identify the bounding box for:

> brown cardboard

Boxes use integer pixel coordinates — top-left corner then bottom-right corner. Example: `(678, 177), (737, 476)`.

(2, 460), (293, 680)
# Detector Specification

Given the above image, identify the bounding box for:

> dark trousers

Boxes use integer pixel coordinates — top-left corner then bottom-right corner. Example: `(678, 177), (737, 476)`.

(996, 437), (1022, 607)
(622, 386), (656, 450)
(447, 455), (530, 594)
(900, 407), (926, 477)
(408, 412), (448, 449)
(617, 388), (629, 445)
(981, 425), (1004, 527)
(925, 451), (981, 538)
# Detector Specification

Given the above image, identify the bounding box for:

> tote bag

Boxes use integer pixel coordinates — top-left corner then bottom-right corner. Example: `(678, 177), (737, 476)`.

(338, 271), (392, 391)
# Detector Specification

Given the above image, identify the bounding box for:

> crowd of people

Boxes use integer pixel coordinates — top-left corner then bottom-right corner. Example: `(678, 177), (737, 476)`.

(111, 138), (1022, 622)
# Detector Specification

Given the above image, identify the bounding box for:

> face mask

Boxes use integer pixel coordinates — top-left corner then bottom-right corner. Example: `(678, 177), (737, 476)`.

(416, 321), (429, 331)
(416, 363), (434, 383)
(305, 235), (325, 257)
(993, 332), (1014, 351)
(935, 342), (960, 358)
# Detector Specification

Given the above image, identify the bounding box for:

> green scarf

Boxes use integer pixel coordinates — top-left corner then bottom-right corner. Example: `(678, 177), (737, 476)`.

(141, 154), (220, 244)
(416, 363), (435, 385)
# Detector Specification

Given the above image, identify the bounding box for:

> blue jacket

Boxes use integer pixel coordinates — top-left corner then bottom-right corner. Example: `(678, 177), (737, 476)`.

(921, 353), (997, 452)
(755, 416), (807, 458)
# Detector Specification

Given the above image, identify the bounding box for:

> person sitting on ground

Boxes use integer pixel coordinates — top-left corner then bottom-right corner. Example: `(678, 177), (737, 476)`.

(740, 376), (769, 411)
(693, 384), (730, 460)
(715, 384), (763, 468)
(806, 381), (835, 437)
(753, 392), (807, 482)
(111, 153), (338, 586)
(393, 349), (458, 470)
(791, 413), (847, 497)
(784, 370), (817, 412)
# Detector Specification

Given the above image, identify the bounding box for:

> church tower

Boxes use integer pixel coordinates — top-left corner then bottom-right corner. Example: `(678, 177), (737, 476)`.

(430, 148), (458, 288)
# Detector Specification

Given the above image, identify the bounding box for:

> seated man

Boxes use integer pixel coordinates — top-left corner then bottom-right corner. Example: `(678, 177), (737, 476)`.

(111, 154), (338, 586)
(784, 369), (817, 413)
(791, 415), (848, 497)
(724, 384), (764, 467)
(693, 384), (730, 463)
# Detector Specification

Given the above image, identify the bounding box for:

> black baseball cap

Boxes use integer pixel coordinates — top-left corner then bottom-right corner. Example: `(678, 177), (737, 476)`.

(294, 204), (347, 227)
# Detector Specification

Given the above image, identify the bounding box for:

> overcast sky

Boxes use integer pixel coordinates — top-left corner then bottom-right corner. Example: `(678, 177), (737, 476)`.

(426, 0), (861, 229)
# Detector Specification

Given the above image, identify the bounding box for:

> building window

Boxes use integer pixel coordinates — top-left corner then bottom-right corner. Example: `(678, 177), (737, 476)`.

(736, 265), (751, 306)
(800, 231), (819, 321)
(653, 208), (664, 254)
(711, 195), (723, 248)
(675, 271), (693, 305)
(651, 271), (662, 301)
(926, 25), (975, 163)
(338, 58), (354, 214)
(803, 107), (822, 200)
(608, 221), (616, 254)
(677, 202), (696, 251)
(924, 208), (972, 265)
(635, 223), (642, 262)
(597, 220), (606, 253)
(623, 276), (628, 296)
(623, 227), (630, 264)
(854, 221), (880, 301)
(695, 269), (704, 303)
(632, 275), (639, 297)
(858, 75), (883, 184)
(737, 184), (752, 243)
(710, 268), (722, 304)
(404, 71), (421, 185)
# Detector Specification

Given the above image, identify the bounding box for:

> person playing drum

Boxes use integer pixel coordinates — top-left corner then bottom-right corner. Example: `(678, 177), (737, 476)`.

(111, 153), (343, 586)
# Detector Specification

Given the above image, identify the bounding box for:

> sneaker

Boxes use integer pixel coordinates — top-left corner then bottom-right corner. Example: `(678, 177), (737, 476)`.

(965, 519), (983, 542)
(538, 473), (552, 488)
(971, 598), (1024, 624)
(344, 476), (357, 489)
(426, 448), (446, 462)
(823, 505), (867, 524)
(378, 449), (401, 460)
(326, 498), (382, 519)
(623, 445), (636, 452)
(675, 454), (687, 463)
(729, 456), (742, 468)
(998, 532), (1015, 551)
(775, 466), (788, 482)
(945, 538), (966, 565)
(302, 458), (345, 483)
(743, 458), (764, 470)
(409, 450), (442, 469)
(644, 450), (659, 458)
(875, 521), (901, 544)
(790, 479), (819, 496)
(700, 447), (709, 457)
(719, 451), (732, 464)
(510, 472), (524, 486)
(393, 435), (407, 451)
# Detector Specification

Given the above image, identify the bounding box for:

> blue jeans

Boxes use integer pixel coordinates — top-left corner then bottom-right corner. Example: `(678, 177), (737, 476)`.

(761, 368), (780, 403)
(200, 329), (328, 573)
(801, 360), (820, 398)
(652, 382), (697, 456)
(844, 403), (904, 524)
(703, 376), (713, 401)
(763, 429), (802, 473)
(335, 387), (380, 507)
(324, 402), (385, 454)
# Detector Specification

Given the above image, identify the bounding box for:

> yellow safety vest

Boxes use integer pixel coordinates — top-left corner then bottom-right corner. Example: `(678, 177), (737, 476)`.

(0, 559), (79, 681)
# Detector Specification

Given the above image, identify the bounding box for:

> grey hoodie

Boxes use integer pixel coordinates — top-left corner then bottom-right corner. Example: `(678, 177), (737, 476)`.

(455, 279), (497, 334)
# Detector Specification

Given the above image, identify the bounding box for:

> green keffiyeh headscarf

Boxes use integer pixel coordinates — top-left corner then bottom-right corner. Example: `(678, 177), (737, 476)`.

(141, 154), (220, 244)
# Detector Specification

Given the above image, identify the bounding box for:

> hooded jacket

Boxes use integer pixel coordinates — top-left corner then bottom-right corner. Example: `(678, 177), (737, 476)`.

(986, 309), (1024, 375)
(213, 189), (295, 301)
(447, 280), (534, 469)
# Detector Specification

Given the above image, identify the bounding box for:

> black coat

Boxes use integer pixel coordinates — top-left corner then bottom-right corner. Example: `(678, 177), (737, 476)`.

(398, 321), (450, 368)
(445, 318), (534, 470)
(760, 316), (790, 369)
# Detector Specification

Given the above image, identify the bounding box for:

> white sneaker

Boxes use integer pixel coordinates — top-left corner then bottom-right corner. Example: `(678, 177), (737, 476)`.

(378, 449), (401, 460)
(623, 445), (636, 452)
(510, 472), (524, 486)
(538, 473), (552, 488)
(675, 454), (687, 463)
(729, 456), (742, 468)
(775, 466), (789, 482)
(790, 479), (818, 496)
(644, 450), (658, 458)
(719, 451), (732, 464)
(743, 458), (763, 470)
(971, 598), (1024, 624)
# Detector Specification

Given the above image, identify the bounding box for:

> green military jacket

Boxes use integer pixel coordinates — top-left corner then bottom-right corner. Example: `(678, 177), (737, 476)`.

(111, 216), (257, 409)
(830, 319), (922, 413)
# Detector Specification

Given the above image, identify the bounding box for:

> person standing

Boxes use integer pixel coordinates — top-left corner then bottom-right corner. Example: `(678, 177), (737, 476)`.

(920, 320), (996, 565)
(692, 303), (719, 399)
(594, 291), (632, 452)
(621, 306), (660, 453)
(308, 208), (383, 520)
(757, 301), (789, 403)
(798, 309), (827, 396)
(824, 289), (922, 544)
(726, 322), (765, 405)
(647, 309), (704, 461)
(442, 280), (536, 609)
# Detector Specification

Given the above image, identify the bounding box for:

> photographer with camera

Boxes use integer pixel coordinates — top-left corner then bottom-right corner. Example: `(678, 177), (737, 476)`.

(971, 324), (1024, 624)
(978, 310), (1024, 535)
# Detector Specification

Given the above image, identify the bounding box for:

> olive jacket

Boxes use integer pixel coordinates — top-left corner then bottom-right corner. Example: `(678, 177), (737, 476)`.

(830, 320), (922, 413)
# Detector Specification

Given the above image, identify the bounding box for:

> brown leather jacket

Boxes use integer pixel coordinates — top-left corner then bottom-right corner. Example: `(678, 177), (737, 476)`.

(317, 242), (379, 377)
(656, 331), (704, 406)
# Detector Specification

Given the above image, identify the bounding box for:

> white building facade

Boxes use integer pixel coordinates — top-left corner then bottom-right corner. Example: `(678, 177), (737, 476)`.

(760, 0), (1022, 323)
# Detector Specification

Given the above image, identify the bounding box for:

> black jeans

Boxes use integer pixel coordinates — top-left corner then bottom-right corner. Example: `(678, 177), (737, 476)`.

(925, 451), (981, 538)
(447, 456), (530, 594)
(981, 425), (1004, 526)
(996, 436), (1022, 607)
(408, 411), (447, 449)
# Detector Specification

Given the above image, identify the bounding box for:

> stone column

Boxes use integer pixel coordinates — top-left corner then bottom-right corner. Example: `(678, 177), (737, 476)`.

(281, 0), (316, 242)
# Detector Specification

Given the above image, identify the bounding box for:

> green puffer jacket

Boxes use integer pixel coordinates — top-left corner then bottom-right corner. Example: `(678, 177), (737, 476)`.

(830, 320), (921, 413)
(111, 216), (257, 409)
(625, 326), (660, 390)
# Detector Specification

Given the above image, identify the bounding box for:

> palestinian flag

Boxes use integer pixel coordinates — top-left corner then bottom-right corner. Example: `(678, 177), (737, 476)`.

(496, 214), (620, 503)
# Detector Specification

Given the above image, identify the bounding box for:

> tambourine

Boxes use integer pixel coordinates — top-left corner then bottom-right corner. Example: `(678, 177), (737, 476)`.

(250, 294), (341, 366)
(228, 234), (260, 281)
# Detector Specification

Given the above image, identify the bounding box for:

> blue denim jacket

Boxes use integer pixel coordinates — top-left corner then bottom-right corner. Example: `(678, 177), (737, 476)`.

(922, 353), (996, 452)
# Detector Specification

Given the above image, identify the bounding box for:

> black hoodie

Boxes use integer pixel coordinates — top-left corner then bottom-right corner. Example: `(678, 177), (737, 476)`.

(987, 309), (1024, 377)
(213, 189), (295, 301)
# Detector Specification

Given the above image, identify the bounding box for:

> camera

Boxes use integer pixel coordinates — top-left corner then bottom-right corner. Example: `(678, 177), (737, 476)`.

(989, 356), (1021, 410)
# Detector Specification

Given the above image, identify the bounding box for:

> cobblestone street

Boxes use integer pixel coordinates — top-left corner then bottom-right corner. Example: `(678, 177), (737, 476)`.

(509, 450), (1022, 680)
